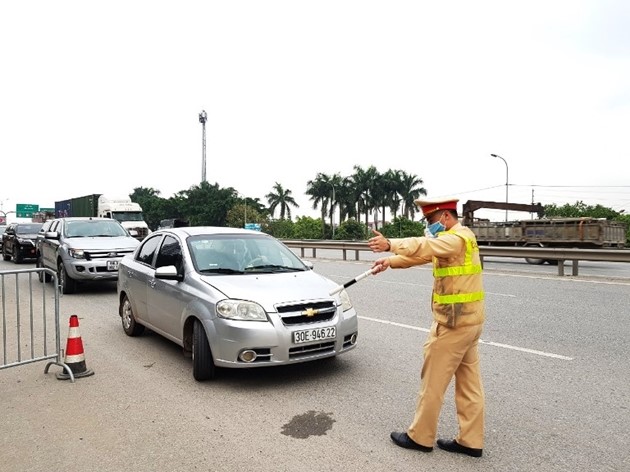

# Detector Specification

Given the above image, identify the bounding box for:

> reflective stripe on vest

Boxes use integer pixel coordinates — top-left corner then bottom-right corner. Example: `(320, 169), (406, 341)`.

(433, 290), (485, 304)
(432, 229), (484, 304)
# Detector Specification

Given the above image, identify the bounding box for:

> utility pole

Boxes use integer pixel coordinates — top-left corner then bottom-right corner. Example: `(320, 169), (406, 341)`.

(199, 110), (207, 182)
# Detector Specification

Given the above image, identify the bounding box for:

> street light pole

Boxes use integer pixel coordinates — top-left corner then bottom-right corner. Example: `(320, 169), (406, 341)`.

(491, 153), (509, 221)
(330, 183), (336, 239)
(199, 110), (207, 183)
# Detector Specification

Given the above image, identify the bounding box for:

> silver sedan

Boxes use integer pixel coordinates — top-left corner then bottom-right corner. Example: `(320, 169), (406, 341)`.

(117, 226), (358, 380)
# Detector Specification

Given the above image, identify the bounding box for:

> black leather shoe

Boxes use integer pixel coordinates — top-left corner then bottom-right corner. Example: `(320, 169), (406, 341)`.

(437, 438), (482, 457)
(390, 432), (433, 452)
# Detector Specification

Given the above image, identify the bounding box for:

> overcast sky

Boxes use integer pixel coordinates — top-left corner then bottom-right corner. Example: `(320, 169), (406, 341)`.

(2, 1), (629, 224)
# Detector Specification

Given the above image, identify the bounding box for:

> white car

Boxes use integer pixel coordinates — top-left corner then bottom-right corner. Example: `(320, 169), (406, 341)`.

(117, 226), (359, 381)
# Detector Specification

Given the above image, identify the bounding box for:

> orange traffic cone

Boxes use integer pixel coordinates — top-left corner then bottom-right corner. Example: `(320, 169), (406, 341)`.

(57, 315), (95, 380)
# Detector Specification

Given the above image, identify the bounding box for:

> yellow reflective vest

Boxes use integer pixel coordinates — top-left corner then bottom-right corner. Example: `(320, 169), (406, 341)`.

(388, 223), (485, 328)
(431, 227), (485, 328)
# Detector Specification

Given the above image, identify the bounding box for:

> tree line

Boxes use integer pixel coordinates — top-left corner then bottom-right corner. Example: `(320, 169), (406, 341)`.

(130, 165), (429, 240)
(129, 165), (630, 244)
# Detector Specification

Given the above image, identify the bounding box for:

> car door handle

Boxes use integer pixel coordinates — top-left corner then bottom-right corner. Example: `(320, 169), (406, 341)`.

(149, 279), (156, 289)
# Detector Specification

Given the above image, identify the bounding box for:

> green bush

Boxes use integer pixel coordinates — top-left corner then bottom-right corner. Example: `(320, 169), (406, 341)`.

(379, 216), (424, 238)
(293, 216), (323, 240)
(335, 219), (369, 240)
(265, 219), (295, 239)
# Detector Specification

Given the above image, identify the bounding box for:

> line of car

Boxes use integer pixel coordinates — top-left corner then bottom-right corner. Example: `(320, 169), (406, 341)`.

(2, 219), (359, 381)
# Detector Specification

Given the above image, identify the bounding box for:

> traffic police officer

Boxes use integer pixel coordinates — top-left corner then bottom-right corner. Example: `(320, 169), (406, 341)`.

(368, 197), (485, 458)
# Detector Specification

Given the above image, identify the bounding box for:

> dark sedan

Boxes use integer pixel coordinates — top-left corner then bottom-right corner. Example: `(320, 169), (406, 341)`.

(2, 222), (43, 263)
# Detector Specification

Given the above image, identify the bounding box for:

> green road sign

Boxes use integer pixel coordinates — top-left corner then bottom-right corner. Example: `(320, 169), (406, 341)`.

(16, 203), (39, 218)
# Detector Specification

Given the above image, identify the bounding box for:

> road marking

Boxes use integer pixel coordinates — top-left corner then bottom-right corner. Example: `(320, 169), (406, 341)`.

(358, 315), (573, 361)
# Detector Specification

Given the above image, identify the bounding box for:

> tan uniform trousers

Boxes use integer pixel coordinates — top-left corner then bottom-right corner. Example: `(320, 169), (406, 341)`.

(407, 320), (485, 449)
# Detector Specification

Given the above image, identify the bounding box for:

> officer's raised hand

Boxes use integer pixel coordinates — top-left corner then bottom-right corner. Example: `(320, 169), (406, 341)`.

(368, 229), (391, 253)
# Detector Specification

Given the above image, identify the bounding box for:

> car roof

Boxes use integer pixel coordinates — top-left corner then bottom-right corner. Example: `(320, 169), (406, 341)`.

(56, 217), (119, 222)
(153, 226), (265, 238)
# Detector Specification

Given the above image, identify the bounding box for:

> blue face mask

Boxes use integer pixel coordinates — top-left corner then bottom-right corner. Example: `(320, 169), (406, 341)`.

(427, 220), (445, 236)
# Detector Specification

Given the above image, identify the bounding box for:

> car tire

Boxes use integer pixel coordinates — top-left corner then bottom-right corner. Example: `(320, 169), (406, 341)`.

(192, 319), (216, 381)
(120, 294), (145, 336)
(58, 261), (77, 294)
(13, 246), (23, 264)
(36, 256), (52, 283)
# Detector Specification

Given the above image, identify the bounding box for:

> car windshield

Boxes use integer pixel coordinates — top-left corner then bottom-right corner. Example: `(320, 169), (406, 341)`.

(64, 220), (129, 238)
(110, 211), (144, 222)
(189, 233), (307, 275)
(16, 224), (43, 234)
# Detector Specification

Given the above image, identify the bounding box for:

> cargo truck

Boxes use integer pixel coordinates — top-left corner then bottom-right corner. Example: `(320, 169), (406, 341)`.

(462, 200), (627, 265)
(55, 194), (150, 240)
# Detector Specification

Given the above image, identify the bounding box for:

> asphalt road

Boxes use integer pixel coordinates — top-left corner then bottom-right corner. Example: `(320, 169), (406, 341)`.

(1, 256), (629, 472)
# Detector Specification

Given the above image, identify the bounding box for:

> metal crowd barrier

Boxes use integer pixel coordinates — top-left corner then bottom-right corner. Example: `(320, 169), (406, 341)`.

(0, 268), (74, 382)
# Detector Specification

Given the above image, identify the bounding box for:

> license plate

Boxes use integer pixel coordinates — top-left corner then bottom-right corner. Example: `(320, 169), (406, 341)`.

(107, 260), (119, 271)
(293, 326), (336, 344)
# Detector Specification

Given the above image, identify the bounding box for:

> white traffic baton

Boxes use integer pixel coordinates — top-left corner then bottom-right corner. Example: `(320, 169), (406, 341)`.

(329, 268), (377, 296)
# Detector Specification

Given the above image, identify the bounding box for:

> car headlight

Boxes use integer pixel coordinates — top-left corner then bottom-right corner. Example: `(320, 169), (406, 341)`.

(17, 238), (34, 246)
(67, 248), (86, 259)
(216, 300), (267, 321)
(339, 289), (353, 312)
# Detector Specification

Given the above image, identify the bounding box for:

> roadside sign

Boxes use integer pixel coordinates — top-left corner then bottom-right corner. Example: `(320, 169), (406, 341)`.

(16, 203), (39, 218)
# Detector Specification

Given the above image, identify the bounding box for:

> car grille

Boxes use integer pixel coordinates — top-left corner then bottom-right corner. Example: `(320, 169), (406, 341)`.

(276, 300), (337, 326)
(83, 249), (135, 261)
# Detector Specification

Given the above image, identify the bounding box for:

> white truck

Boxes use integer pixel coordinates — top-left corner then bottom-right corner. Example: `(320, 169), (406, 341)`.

(54, 194), (151, 240)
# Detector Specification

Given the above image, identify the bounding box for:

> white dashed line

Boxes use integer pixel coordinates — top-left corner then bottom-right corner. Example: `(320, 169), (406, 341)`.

(358, 315), (573, 361)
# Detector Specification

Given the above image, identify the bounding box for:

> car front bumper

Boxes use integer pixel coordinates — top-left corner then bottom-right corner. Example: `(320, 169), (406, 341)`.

(64, 258), (123, 281)
(206, 307), (359, 368)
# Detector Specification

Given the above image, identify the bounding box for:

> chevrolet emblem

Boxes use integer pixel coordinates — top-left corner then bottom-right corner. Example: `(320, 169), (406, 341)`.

(302, 308), (319, 317)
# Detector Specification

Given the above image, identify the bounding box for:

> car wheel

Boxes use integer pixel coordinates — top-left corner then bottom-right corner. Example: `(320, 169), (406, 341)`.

(192, 319), (216, 381)
(58, 261), (77, 294)
(2, 247), (11, 261)
(36, 256), (52, 283)
(120, 294), (144, 336)
(13, 246), (23, 264)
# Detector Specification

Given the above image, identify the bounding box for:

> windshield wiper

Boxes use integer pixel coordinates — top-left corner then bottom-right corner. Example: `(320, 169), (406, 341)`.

(200, 268), (245, 275)
(244, 264), (304, 272)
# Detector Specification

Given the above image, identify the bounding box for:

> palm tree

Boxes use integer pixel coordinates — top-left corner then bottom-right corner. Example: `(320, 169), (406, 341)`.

(350, 165), (379, 228)
(336, 176), (358, 222)
(398, 171), (427, 220)
(373, 169), (401, 229)
(306, 173), (335, 236)
(265, 182), (299, 220)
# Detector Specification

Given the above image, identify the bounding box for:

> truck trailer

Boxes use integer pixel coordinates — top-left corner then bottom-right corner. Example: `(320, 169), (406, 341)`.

(462, 200), (627, 265)
(54, 194), (150, 240)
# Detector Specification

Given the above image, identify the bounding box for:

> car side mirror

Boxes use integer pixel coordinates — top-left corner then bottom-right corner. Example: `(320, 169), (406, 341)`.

(128, 229), (138, 237)
(302, 260), (314, 270)
(45, 231), (59, 240)
(155, 265), (183, 281)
